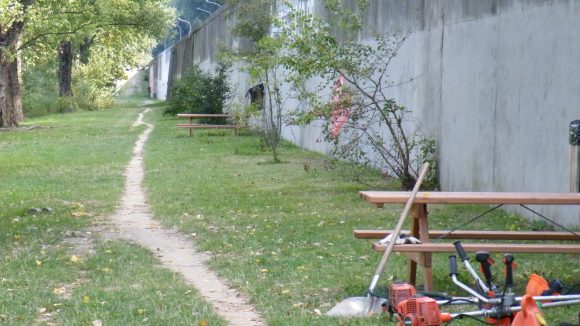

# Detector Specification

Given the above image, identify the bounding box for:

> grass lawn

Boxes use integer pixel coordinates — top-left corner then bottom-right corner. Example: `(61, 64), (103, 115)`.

(144, 103), (580, 325)
(0, 104), (224, 325)
(1, 96), (579, 325)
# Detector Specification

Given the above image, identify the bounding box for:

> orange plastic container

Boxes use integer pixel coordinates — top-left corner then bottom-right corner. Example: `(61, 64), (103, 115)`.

(511, 294), (547, 326)
(525, 273), (550, 296)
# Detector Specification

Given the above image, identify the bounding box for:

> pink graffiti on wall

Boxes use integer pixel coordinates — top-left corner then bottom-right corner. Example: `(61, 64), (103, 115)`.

(330, 75), (352, 138)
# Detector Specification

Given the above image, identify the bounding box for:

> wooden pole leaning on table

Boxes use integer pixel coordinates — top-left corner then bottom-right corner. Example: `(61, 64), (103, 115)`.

(368, 163), (430, 295)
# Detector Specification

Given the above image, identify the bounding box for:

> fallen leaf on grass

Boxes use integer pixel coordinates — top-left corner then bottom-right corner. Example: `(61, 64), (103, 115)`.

(53, 287), (66, 295)
(70, 202), (90, 217)
(82, 295), (90, 304)
(35, 260), (42, 266)
(70, 255), (81, 263)
(199, 320), (208, 326)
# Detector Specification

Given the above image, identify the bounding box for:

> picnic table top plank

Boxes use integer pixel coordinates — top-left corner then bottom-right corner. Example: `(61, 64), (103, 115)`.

(359, 191), (580, 205)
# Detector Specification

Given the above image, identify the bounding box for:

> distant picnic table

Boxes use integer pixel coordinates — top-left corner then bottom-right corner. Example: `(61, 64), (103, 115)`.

(177, 113), (245, 137)
(355, 191), (580, 291)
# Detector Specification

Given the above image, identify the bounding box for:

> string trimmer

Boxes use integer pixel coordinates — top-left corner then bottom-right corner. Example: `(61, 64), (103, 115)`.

(394, 241), (580, 325)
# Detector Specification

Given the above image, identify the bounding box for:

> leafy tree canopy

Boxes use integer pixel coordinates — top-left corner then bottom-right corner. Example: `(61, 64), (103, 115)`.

(0, 0), (175, 126)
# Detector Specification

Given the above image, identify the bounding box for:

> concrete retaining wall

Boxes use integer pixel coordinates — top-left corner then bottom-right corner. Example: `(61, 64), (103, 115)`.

(148, 0), (580, 226)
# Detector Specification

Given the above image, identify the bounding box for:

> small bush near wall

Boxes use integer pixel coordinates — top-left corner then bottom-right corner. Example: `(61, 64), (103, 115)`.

(164, 64), (231, 122)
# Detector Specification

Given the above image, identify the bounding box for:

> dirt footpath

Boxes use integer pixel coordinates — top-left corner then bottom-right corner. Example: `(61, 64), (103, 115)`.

(107, 108), (265, 325)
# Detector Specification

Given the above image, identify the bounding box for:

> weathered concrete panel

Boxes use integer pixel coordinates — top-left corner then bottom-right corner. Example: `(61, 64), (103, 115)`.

(435, 0), (580, 225)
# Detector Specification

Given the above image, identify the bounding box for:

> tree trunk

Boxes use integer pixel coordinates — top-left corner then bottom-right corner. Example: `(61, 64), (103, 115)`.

(58, 40), (75, 112)
(0, 22), (25, 128)
(58, 40), (74, 97)
(79, 37), (91, 65)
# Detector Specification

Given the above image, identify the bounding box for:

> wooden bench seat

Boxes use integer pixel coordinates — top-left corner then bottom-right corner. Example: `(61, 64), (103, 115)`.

(354, 229), (580, 241)
(372, 242), (580, 254)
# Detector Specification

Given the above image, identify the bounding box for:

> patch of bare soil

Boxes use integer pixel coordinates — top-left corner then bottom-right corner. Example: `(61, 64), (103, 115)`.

(104, 108), (265, 325)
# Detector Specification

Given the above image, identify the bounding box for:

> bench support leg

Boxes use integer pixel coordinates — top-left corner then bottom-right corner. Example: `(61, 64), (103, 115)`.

(189, 118), (193, 137)
(408, 213), (419, 286)
(408, 204), (433, 291)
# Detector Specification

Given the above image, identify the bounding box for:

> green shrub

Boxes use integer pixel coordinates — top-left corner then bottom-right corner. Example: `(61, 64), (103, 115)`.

(22, 62), (59, 118)
(164, 64), (232, 122)
(73, 76), (114, 111)
(72, 56), (120, 110)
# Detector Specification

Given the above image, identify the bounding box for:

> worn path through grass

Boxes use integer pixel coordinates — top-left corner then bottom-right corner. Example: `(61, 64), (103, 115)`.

(108, 107), (265, 325)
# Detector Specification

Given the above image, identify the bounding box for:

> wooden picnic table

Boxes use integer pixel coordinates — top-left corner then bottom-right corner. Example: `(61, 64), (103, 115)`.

(357, 191), (580, 291)
(177, 113), (240, 137)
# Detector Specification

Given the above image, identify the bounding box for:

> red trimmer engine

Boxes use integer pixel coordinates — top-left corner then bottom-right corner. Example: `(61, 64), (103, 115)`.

(387, 282), (417, 316)
(397, 297), (452, 326)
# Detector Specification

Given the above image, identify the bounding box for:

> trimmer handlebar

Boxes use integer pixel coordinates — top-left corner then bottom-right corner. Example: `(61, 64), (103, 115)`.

(453, 241), (468, 261)
(475, 251), (494, 289)
(503, 254), (515, 289)
(449, 255), (458, 276)
(452, 241), (491, 293)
